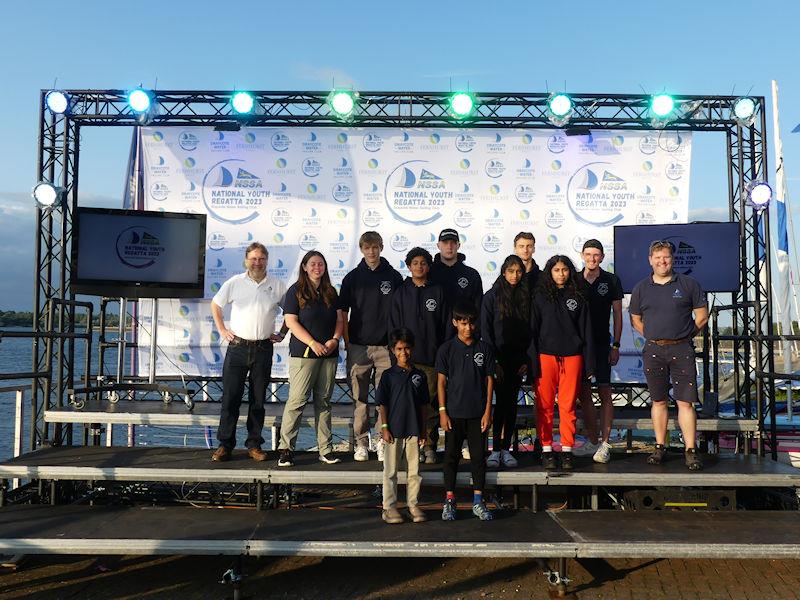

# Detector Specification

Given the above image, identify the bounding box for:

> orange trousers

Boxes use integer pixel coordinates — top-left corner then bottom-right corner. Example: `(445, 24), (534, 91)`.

(535, 354), (583, 448)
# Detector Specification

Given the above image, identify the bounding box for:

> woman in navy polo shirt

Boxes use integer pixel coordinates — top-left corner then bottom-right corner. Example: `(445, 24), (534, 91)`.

(278, 251), (344, 467)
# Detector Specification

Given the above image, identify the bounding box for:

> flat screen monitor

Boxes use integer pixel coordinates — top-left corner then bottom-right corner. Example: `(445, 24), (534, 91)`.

(71, 208), (206, 298)
(613, 222), (740, 293)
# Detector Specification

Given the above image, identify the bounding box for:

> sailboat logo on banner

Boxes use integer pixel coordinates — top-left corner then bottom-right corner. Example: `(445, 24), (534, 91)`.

(384, 160), (448, 225)
(201, 158), (267, 225)
(566, 161), (628, 227)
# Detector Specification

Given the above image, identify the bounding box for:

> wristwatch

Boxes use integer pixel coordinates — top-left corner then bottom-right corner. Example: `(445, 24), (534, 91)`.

(611, 341), (620, 349)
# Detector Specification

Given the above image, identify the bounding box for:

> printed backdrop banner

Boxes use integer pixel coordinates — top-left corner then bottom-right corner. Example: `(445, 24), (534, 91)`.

(134, 127), (692, 380)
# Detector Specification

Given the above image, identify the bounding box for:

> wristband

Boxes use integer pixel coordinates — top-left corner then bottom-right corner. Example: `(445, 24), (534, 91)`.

(438, 406), (446, 412)
(380, 423), (389, 429)
(611, 342), (620, 349)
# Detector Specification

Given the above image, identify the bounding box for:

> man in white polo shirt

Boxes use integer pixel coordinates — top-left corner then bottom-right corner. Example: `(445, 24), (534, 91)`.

(211, 242), (287, 462)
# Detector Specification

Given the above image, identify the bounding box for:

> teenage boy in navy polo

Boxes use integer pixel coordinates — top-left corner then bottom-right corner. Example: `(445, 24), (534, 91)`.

(340, 231), (404, 462)
(377, 327), (429, 525)
(436, 301), (495, 521)
(389, 247), (450, 464)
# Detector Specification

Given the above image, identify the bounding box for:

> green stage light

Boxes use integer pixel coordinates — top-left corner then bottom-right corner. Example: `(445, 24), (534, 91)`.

(548, 94), (573, 117)
(449, 92), (475, 118)
(650, 94), (675, 118)
(328, 90), (357, 119)
(231, 91), (255, 114)
(733, 97), (757, 125)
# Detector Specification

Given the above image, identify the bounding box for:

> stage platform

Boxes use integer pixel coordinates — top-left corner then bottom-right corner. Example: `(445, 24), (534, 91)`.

(45, 400), (760, 433)
(1, 446), (796, 489)
(0, 504), (797, 559)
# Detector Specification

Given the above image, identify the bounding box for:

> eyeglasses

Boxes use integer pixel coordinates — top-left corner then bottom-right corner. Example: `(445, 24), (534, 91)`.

(649, 240), (674, 253)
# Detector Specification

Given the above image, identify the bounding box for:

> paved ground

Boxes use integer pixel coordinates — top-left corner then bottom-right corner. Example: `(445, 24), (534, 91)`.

(0, 555), (797, 599)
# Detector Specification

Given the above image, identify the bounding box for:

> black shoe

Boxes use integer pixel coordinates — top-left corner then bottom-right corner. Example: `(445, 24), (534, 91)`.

(685, 448), (703, 471)
(647, 443), (667, 465)
(560, 452), (573, 471)
(277, 449), (294, 467)
(542, 452), (557, 471)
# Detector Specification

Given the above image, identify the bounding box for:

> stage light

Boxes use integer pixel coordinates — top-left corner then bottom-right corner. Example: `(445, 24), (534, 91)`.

(127, 89), (153, 113)
(650, 94), (675, 118)
(328, 90), (357, 120)
(448, 92), (475, 118)
(45, 90), (69, 114)
(546, 93), (574, 126)
(732, 97), (757, 126)
(746, 181), (772, 211)
(32, 182), (64, 210)
(231, 91), (255, 115)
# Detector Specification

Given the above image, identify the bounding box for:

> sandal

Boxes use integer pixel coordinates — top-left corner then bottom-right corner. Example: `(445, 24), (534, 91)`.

(647, 443), (667, 465)
(685, 448), (703, 471)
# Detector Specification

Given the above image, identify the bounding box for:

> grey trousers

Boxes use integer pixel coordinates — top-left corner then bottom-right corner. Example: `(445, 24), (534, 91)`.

(279, 357), (337, 456)
(347, 344), (392, 448)
(382, 435), (422, 510)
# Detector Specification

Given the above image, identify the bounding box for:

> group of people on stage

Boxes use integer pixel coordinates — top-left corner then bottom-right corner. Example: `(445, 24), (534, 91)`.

(209, 228), (709, 523)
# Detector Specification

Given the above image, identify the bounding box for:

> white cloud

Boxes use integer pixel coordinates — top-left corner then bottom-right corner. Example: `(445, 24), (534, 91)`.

(689, 206), (729, 221)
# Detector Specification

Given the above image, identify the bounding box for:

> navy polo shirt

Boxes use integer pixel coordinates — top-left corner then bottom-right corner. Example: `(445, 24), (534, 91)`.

(375, 365), (429, 438)
(435, 337), (495, 419)
(283, 282), (340, 359)
(578, 268), (624, 346)
(628, 273), (706, 341)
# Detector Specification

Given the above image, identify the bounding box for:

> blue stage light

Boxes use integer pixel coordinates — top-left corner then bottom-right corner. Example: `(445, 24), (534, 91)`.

(546, 93), (574, 126)
(746, 181), (772, 211)
(128, 89), (153, 113)
(231, 91), (255, 115)
(45, 90), (69, 114)
(733, 97), (757, 126)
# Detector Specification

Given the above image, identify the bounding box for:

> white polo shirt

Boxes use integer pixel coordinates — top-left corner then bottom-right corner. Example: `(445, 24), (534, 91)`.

(212, 272), (287, 341)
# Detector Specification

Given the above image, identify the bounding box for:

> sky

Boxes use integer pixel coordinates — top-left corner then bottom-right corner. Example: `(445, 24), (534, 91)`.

(1, 0), (799, 310)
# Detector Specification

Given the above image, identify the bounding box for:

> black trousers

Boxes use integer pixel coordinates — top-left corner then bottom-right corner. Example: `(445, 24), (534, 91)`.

(443, 417), (487, 492)
(217, 340), (274, 449)
(493, 357), (525, 451)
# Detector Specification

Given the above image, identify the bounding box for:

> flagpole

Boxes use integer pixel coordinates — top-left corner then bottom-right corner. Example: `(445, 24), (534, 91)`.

(772, 80), (794, 420)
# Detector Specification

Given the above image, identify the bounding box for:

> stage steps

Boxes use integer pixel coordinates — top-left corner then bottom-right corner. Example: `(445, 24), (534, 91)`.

(0, 446), (796, 489)
(0, 504), (797, 559)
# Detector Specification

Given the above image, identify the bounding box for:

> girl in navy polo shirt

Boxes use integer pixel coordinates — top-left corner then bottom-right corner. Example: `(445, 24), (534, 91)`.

(278, 251), (345, 467)
(481, 254), (531, 469)
(529, 255), (594, 471)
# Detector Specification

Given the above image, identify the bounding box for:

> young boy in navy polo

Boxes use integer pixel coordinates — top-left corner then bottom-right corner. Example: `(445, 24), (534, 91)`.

(436, 301), (495, 521)
(377, 328), (429, 524)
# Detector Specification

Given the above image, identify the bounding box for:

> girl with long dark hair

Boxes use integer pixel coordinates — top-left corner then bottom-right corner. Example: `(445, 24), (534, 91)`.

(481, 255), (531, 469)
(529, 255), (594, 471)
(278, 251), (345, 467)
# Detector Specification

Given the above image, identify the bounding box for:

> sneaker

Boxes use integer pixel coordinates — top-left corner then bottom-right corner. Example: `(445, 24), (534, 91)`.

(685, 447), (703, 471)
(560, 451), (574, 471)
(424, 447), (438, 464)
(408, 505), (427, 523)
(542, 452), (557, 471)
(500, 449), (518, 468)
(461, 445), (471, 460)
(376, 440), (385, 462)
(472, 501), (494, 521)
(382, 507), (404, 524)
(319, 453), (341, 465)
(647, 443), (667, 465)
(593, 441), (612, 464)
(486, 451), (501, 469)
(277, 449), (294, 467)
(354, 446), (369, 462)
(211, 446), (231, 462)
(574, 440), (599, 457)
(441, 498), (457, 521)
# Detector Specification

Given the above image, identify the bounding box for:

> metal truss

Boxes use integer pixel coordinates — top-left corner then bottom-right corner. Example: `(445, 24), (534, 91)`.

(31, 90), (774, 455)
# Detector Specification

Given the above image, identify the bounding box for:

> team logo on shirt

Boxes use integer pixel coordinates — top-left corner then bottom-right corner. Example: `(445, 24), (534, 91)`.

(425, 298), (438, 312)
(597, 282), (609, 296)
(474, 352), (485, 367)
(673, 288), (683, 299)
(457, 277), (469, 289)
(566, 298), (578, 311)
(379, 281), (392, 295)
(411, 374), (423, 388)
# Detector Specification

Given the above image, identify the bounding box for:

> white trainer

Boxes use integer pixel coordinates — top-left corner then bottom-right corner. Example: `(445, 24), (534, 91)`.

(354, 446), (369, 462)
(593, 441), (612, 464)
(574, 440), (599, 457)
(486, 451), (501, 469)
(500, 449), (518, 468)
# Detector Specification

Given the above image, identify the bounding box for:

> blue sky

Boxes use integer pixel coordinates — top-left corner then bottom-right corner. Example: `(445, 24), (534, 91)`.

(1, 0), (799, 310)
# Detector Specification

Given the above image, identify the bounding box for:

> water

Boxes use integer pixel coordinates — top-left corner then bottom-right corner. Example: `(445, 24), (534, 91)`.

(0, 327), (343, 460)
